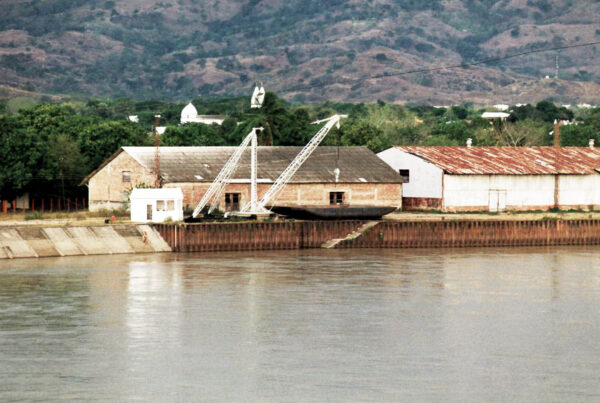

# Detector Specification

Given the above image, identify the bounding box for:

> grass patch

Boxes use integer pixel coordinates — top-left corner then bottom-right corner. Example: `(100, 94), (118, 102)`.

(24, 211), (43, 220)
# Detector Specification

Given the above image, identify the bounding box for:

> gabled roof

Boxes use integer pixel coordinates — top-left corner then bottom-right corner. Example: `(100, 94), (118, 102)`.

(82, 146), (403, 185)
(393, 146), (600, 175)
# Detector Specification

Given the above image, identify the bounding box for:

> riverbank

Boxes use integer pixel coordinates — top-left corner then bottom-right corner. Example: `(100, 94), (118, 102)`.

(0, 224), (170, 259)
(3, 210), (600, 258)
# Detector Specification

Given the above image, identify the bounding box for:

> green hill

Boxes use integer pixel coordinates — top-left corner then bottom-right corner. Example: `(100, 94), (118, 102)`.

(1, 0), (599, 104)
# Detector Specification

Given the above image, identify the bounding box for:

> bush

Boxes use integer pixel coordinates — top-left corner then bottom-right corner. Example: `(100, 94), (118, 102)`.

(24, 211), (43, 220)
(374, 53), (388, 62)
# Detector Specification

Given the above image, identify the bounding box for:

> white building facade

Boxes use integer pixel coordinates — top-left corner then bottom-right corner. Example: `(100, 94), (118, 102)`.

(378, 146), (600, 212)
(130, 188), (184, 223)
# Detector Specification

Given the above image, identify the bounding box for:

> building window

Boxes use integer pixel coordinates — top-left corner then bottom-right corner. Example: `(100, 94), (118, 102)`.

(329, 191), (345, 205)
(399, 169), (410, 182)
(167, 200), (174, 211)
(157, 200), (165, 211)
(122, 171), (131, 183)
(225, 193), (240, 212)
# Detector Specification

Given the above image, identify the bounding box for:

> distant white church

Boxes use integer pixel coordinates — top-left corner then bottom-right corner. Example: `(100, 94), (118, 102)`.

(180, 102), (227, 125)
(180, 84), (266, 125)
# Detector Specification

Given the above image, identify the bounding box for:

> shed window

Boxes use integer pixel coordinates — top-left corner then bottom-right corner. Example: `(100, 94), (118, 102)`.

(329, 192), (345, 205)
(399, 169), (410, 182)
(122, 171), (131, 183)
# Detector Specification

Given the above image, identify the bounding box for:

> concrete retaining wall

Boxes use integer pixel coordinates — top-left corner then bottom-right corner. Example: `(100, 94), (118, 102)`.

(0, 224), (171, 259)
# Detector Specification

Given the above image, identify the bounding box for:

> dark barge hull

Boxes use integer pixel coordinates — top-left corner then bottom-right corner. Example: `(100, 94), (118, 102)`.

(269, 205), (397, 220)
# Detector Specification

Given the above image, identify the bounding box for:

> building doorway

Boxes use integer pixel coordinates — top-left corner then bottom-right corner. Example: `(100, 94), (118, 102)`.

(489, 190), (507, 212)
(146, 204), (153, 220)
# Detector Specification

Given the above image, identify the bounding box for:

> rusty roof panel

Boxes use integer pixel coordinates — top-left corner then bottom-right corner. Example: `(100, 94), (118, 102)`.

(122, 146), (404, 183)
(394, 146), (600, 175)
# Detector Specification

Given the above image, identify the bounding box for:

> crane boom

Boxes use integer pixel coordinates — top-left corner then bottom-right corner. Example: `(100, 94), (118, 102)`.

(250, 114), (345, 211)
(192, 128), (261, 217)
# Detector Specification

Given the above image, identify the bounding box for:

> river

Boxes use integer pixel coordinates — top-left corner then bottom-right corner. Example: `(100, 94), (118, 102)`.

(1, 247), (599, 401)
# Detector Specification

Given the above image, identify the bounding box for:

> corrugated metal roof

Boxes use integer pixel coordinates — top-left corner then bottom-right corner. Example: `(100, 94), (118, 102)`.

(394, 146), (600, 175)
(121, 146), (403, 183)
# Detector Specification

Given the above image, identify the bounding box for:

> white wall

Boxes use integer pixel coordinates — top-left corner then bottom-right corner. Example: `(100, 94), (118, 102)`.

(444, 175), (556, 209)
(378, 148), (443, 198)
(559, 175), (600, 207)
(130, 198), (183, 223)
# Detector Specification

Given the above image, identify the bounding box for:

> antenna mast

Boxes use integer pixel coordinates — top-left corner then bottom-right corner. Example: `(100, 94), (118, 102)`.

(154, 114), (162, 188)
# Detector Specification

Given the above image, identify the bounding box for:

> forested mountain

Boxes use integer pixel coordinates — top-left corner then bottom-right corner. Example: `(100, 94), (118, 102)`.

(1, 0), (599, 104)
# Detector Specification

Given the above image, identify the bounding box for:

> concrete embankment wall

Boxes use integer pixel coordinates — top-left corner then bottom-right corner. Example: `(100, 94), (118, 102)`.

(156, 219), (600, 252)
(0, 225), (171, 259)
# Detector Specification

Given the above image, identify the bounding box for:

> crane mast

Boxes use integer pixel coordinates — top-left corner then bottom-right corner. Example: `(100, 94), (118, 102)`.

(192, 127), (262, 218)
(237, 114), (346, 214)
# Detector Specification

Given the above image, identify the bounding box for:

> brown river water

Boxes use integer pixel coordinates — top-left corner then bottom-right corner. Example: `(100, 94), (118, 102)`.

(1, 247), (599, 401)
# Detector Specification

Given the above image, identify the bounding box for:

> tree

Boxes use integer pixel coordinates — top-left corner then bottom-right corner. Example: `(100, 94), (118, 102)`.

(561, 124), (599, 146)
(162, 124), (225, 146)
(78, 121), (151, 171)
(339, 121), (390, 152)
(0, 115), (47, 197)
(431, 121), (473, 144)
(48, 133), (86, 200)
(494, 121), (547, 146)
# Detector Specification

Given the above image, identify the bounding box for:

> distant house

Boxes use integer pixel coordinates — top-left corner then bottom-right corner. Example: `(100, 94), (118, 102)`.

(378, 145), (600, 212)
(180, 102), (227, 125)
(81, 146), (404, 212)
(481, 111), (510, 121)
(493, 104), (509, 111)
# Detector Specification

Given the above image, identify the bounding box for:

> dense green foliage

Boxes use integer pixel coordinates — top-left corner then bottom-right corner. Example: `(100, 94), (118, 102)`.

(1, 93), (599, 199)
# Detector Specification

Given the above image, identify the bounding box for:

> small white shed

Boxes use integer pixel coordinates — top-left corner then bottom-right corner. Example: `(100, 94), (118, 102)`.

(130, 188), (184, 223)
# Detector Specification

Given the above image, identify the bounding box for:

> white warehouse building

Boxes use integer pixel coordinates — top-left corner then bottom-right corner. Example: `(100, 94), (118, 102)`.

(378, 145), (600, 212)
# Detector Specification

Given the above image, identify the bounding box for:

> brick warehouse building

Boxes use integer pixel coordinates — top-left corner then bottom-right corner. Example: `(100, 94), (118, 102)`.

(81, 146), (404, 212)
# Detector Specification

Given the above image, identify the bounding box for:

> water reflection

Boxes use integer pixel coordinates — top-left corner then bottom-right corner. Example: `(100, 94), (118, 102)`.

(0, 248), (599, 401)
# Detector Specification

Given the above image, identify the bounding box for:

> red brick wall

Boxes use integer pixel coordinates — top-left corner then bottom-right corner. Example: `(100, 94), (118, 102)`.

(168, 182), (402, 211)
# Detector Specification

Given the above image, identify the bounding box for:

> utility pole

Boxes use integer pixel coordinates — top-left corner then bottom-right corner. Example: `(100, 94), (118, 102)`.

(555, 54), (559, 79)
(553, 120), (562, 208)
(154, 115), (162, 188)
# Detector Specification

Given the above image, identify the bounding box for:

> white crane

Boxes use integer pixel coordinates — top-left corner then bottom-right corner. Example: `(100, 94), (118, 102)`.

(250, 83), (265, 108)
(234, 114), (346, 216)
(192, 127), (263, 218)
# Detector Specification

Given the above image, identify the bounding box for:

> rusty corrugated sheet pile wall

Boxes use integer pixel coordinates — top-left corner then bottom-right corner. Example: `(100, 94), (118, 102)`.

(155, 219), (600, 252)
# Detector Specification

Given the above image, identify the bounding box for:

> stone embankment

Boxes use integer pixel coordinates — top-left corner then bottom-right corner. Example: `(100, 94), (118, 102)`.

(0, 224), (170, 259)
